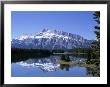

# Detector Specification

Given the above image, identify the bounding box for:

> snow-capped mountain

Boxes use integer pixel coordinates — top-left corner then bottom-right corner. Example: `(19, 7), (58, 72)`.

(11, 29), (93, 49)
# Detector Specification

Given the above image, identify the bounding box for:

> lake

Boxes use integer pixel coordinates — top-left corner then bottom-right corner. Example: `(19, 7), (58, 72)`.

(11, 54), (99, 77)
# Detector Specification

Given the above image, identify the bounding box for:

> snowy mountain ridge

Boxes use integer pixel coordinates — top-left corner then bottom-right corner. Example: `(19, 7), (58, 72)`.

(12, 29), (93, 49)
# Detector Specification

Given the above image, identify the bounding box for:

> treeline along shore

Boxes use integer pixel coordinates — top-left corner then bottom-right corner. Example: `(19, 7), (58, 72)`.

(11, 47), (92, 56)
(11, 48), (52, 62)
(12, 48), (52, 55)
(11, 47), (92, 62)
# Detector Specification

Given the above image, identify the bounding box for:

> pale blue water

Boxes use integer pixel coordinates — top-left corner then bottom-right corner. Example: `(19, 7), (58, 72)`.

(11, 55), (94, 77)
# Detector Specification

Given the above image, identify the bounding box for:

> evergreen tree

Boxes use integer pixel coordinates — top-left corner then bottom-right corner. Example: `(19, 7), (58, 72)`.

(87, 11), (100, 66)
(93, 11), (100, 41)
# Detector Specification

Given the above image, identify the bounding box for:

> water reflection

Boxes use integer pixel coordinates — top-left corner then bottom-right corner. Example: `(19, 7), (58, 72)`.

(59, 55), (70, 71)
(11, 54), (99, 77)
(61, 55), (71, 62)
(86, 66), (100, 77)
(16, 61), (60, 72)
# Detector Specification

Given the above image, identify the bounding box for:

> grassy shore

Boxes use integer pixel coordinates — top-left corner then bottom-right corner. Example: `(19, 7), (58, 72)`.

(58, 60), (96, 68)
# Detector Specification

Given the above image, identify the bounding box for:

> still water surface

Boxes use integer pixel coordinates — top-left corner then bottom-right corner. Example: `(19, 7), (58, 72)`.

(11, 55), (95, 77)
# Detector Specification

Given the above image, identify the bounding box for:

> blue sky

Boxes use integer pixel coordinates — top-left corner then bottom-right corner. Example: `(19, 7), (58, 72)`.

(11, 11), (96, 40)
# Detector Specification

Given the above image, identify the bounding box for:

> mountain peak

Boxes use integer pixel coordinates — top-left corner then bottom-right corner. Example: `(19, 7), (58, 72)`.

(42, 29), (57, 33)
(12, 29), (93, 49)
(42, 29), (49, 32)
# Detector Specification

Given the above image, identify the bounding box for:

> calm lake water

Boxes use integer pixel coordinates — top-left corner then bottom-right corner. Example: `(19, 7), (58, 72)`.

(11, 55), (97, 77)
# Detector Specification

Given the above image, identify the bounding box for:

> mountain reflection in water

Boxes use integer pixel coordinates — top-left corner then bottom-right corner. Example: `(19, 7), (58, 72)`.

(16, 61), (60, 72)
(11, 55), (99, 77)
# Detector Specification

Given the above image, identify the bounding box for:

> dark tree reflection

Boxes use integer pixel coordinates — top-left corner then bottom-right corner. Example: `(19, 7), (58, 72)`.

(60, 64), (70, 71)
(61, 55), (71, 62)
(86, 66), (100, 77)
(60, 55), (71, 71)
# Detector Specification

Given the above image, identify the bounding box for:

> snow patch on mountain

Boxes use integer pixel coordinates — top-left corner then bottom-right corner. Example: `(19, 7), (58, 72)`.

(11, 29), (93, 49)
